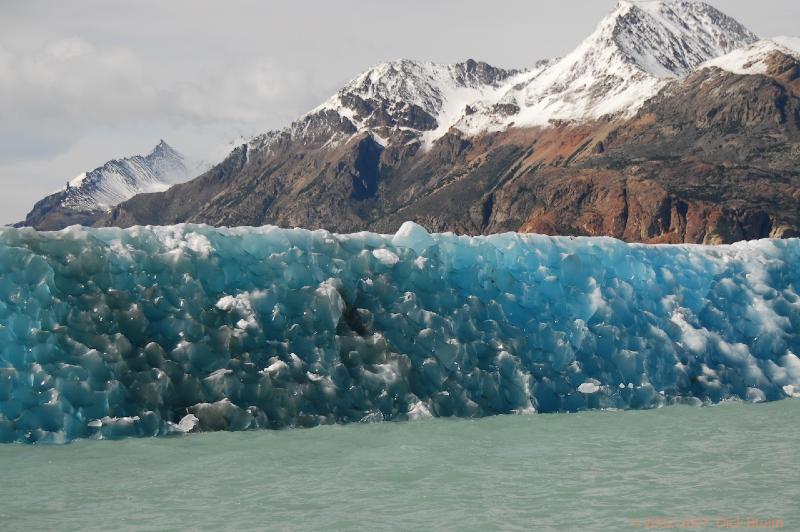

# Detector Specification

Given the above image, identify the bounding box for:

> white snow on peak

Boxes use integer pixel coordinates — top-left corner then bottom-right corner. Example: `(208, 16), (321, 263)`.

(310, 58), (525, 148)
(616, 0), (758, 76)
(60, 141), (190, 211)
(69, 172), (88, 188)
(458, 0), (758, 132)
(701, 39), (800, 75)
(316, 59), (518, 117)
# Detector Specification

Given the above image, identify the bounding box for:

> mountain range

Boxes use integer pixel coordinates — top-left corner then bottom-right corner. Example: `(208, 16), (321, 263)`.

(20, 0), (800, 243)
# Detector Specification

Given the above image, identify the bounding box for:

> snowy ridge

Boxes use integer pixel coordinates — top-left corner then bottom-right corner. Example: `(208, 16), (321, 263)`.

(701, 38), (800, 75)
(60, 141), (189, 211)
(246, 59), (524, 152)
(313, 58), (523, 148)
(315, 59), (519, 118)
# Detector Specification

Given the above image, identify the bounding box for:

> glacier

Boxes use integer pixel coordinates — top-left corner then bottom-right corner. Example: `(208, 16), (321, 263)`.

(0, 222), (798, 443)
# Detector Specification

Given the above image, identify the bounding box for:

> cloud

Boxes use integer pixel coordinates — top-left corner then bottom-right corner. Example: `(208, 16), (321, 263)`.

(0, 37), (154, 160)
(0, 35), (333, 164)
(45, 36), (94, 60)
(0, 25), (342, 224)
(172, 60), (327, 125)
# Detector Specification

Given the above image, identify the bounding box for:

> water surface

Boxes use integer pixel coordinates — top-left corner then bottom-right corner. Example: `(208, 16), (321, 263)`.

(1, 401), (797, 531)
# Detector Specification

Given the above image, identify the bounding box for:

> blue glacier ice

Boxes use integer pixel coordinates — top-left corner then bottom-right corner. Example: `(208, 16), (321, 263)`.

(0, 222), (798, 443)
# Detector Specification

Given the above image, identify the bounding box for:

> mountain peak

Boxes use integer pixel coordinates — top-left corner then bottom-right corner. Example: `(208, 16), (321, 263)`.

(62, 141), (189, 211)
(149, 139), (180, 159)
(332, 58), (518, 115)
(293, 58), (522, 149)
(449, 0), (760, 133)
(595, 0), (758, 77)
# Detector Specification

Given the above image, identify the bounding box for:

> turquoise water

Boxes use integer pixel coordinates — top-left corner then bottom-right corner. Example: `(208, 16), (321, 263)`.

(1, 401), (798, 531)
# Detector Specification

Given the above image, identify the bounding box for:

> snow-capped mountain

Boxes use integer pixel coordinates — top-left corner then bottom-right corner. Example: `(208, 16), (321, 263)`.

(29, 0), (800, 243)
(18, 141), (189, 230)
(61, 140), (188, 211)
(247, 0), (759, 154)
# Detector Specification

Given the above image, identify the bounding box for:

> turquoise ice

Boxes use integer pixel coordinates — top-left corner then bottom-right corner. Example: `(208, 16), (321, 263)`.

(0, 222), (798, 443)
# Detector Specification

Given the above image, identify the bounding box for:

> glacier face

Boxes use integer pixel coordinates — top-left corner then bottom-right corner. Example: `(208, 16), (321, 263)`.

(0, 223), (798, 443)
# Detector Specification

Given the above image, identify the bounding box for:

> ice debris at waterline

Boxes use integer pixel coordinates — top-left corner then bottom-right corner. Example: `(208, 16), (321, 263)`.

(0, 223), (798, 443)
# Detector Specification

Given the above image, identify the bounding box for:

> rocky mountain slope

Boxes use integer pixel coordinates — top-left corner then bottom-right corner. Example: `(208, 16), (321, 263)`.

(18, 141), (189, 230)
(27, 1), (800, 243)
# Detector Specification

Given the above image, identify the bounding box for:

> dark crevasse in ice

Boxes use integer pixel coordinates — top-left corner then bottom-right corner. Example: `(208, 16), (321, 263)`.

(0, 222), (798, 443)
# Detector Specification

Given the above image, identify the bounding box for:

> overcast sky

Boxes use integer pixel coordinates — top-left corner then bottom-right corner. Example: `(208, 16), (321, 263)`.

(1, 0), (798, 225)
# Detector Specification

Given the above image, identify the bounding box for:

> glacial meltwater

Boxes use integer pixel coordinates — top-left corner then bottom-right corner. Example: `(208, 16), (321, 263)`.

(1, 401), (798, 530)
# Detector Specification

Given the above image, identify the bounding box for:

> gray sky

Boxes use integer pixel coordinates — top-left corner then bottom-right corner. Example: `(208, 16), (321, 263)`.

(1, 0), (798, 225)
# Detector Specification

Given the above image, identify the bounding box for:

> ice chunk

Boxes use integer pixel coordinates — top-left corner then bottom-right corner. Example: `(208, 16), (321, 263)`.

(392, 221), (436, 254)
(578, 382), (600, 394)
(314, 279), (346, 328)
(407, 401), (433, 421)
(175, 414), (199, 433)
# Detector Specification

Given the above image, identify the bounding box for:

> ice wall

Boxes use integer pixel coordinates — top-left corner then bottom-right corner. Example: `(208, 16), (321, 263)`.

(0, 223), (798, 443)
